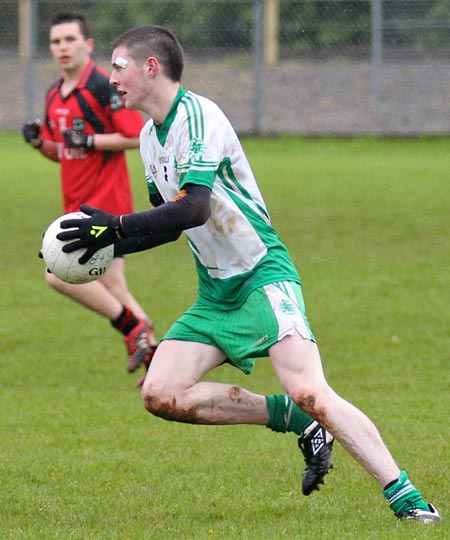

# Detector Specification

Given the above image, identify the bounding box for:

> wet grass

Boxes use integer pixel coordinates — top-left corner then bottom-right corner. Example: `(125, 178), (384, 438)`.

(0, 132), (448, 539)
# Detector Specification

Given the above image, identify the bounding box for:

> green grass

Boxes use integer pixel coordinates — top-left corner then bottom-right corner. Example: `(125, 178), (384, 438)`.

(0, 132), (448, 539)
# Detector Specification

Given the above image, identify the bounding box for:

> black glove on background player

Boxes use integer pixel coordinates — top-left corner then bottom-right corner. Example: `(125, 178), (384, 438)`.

(63, 129), (95, 149)
(57, 204), (123, 264)
(22, 120), (42, 148)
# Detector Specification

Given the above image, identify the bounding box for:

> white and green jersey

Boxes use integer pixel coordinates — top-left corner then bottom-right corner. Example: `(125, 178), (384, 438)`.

(140, 87), (300, 309)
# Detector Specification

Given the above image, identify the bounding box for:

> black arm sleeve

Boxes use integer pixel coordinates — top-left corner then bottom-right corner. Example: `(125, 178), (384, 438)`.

(114, 230), (182, 256)
(121, 183), (211, 237)
(114, 183), (211, 255)
(149, 191), (165, 208)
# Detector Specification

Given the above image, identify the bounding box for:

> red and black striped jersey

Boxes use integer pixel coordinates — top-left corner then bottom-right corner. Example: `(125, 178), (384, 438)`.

(40, 60), (144, 214)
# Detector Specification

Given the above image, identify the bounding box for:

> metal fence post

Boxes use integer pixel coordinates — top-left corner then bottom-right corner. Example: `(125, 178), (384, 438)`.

(252, 0), (264, 135)
(19, 0), (38, 121)
(371, 0), (383, 114)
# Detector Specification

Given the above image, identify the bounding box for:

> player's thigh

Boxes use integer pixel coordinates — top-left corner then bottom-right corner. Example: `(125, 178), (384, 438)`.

(145, 339), (226, 393)
(269, 332), (328, 396)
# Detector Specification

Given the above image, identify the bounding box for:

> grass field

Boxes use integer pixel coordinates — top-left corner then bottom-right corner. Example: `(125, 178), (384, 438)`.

(0, 132), (448, 539)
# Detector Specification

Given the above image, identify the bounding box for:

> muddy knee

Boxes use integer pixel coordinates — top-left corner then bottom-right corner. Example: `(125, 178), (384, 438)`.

(142, 386), (198, 423)
(292, 389), (327, 417)
(143, 393), (172, 419)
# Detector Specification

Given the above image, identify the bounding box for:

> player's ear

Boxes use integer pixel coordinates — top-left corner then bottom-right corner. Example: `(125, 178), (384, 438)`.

(87, 37), (95, 55)
(145, 57), (159, 78)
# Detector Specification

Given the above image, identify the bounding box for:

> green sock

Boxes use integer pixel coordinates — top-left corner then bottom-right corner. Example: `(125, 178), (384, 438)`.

(383, 470), (429, 516)
(265, 394), (314, 435)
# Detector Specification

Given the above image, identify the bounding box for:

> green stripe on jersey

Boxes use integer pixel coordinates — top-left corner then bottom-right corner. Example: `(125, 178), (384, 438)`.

(181, 92), (205, 141)
(218, 157), (270, 220)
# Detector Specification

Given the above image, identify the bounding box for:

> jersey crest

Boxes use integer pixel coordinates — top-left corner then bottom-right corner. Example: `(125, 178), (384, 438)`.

(188, 137), (206, 160)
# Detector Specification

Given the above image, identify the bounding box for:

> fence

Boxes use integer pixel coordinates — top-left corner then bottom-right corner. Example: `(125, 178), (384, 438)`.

(2, 0), (450, 135)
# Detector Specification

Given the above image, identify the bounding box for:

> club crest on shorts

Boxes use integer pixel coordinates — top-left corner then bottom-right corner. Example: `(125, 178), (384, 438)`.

(279, 298), (296, 315)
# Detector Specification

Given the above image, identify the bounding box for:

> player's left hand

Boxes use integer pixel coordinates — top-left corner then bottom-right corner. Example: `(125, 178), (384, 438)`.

(63, 129), (95, 149)
(57, 204), (123, 264)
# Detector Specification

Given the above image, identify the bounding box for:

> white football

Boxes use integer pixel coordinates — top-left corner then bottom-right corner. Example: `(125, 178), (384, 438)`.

(41, 212), (114, 284)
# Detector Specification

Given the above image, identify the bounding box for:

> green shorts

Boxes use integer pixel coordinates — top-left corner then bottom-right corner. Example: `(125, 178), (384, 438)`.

(163, 281), (315, 374)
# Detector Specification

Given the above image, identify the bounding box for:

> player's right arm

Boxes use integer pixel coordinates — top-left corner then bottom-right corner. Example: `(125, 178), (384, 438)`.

(57, 183), (211, 262)
(105, 182), (211, 256)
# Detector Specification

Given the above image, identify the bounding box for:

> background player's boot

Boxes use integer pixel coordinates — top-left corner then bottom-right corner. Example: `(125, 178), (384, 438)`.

(298, 421), (334, 495)
(125, 320), (155, 372)
(384, 470), (442, 523)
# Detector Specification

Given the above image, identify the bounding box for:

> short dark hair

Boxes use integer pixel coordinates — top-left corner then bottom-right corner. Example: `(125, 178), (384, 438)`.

(112, 25), (184, 82)
(50, 12), (92, 40)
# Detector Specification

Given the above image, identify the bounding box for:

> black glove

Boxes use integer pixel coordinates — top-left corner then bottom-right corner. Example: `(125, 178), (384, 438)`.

(63, 129), (95, 149)
(22, 120), (42, 148)
(57, 204), (123, 264)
